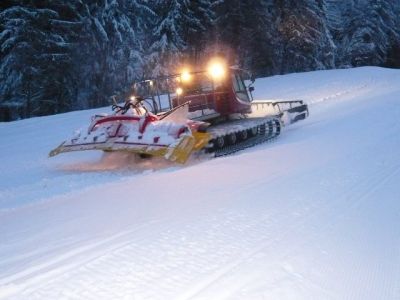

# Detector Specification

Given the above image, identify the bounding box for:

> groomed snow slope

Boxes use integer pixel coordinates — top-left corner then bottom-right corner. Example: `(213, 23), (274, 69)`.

(1, 67), (400, 299)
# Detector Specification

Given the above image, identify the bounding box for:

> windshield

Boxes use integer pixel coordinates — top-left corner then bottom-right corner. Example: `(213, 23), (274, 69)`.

(231, 73), (250, 102)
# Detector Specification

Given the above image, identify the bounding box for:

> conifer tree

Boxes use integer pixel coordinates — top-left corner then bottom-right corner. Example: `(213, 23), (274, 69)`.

(276, 0), (335, 73)
(0, 4), (79, 118)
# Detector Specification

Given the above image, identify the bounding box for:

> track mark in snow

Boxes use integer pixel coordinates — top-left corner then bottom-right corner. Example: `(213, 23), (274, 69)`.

(0, 220), (164, 296)
(174, 163), (400, 300)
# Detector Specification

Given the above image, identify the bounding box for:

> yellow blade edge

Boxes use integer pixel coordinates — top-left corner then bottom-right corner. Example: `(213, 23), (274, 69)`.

(49, 142), (168, 158)
(192, 131), (212, 151)
(166, 135), (196, 164)
(166, 132), (212, 164)
(49, 142), (66, 157)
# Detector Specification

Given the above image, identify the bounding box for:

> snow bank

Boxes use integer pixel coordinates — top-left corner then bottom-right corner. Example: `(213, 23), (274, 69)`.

(1, 67), (400, 299)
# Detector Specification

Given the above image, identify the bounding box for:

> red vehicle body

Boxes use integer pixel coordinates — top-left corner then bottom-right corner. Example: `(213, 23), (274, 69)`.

(172, 68), (253, 120)
(134, 66), (254, 122)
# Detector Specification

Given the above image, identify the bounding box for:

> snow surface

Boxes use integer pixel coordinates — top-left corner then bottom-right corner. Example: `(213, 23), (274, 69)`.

(1, 67), (400, 299)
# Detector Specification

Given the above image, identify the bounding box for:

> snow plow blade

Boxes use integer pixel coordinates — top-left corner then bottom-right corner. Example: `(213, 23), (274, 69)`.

(48, 99), (213, 164)
(49, 129), (211, 164)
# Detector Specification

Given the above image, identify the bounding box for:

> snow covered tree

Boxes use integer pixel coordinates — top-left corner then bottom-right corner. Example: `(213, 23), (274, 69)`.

(145, 0), (187, 77)
(184, 0), (214, 65)
(124, 0), (156, 80)
(0, 4), (79, 118)
(212, 0), (247, 65)
(146, 0), (214, 76)
(275, 0), (335, 73)
(326, 0), (400, 68)
(385, 0), (400, 67)
(1, 0), (400, 121)
(340, 0), (400, 67)
(238, 0), (279, 76)
(72, 0), (153, 108)
(212, 0), (335, 76)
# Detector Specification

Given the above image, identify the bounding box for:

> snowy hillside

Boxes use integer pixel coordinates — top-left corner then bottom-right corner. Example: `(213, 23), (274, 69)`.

(1, 67), (400, 299)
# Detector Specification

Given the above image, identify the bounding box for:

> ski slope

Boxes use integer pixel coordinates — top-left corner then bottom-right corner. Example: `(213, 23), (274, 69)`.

(1, 67), (400, 299)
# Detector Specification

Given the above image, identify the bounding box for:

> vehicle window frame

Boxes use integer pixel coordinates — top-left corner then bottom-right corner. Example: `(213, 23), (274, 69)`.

(232, 73), (250, 102)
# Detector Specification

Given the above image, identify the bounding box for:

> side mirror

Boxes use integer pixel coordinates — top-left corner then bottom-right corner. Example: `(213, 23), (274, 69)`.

(248, 86), (255, 101)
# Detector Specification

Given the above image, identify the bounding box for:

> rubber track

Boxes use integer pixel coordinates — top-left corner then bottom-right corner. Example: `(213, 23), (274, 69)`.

(213, 131), (280, 157)
(208, 118), (281, 158)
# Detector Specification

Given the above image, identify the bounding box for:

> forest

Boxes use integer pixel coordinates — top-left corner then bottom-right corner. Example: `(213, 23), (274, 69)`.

(1, 0), (400, 121)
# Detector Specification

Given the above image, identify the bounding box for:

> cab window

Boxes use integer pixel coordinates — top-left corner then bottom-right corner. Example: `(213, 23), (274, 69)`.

(232, 74), (250, 102)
